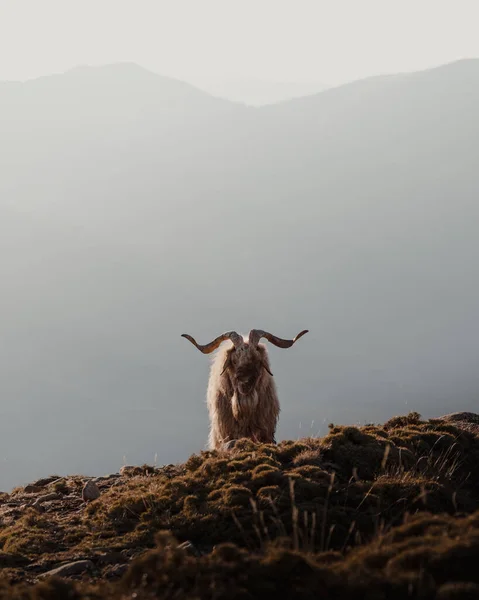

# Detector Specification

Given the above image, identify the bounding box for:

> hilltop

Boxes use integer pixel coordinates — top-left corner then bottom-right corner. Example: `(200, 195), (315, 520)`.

(1, 411), (479, 598)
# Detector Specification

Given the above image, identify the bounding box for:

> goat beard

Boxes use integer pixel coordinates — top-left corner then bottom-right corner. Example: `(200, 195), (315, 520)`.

(231, 390), (259, 423)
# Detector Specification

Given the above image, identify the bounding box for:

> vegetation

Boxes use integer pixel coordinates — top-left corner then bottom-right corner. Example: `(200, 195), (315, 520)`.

(1, 412), (479, 598)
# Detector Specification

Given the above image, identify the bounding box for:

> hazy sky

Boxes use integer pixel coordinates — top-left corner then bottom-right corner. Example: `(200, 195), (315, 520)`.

(1, 0), (479, 85)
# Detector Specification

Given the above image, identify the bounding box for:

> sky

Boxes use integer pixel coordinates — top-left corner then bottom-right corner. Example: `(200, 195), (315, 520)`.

(1, 0), (479, 86)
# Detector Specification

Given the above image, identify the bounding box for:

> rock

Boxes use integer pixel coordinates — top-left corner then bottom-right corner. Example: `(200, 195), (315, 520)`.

(39, 560), (94, 579)
(82, 481), (101, 502)
(93, 473), (119, 483)
(23, 485), (43, 494)
(32, 476), (62, 488)
(33, 493), (60, 506)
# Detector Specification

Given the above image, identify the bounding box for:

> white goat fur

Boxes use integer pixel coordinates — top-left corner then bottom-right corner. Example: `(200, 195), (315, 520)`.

(206, 339), (280, 450)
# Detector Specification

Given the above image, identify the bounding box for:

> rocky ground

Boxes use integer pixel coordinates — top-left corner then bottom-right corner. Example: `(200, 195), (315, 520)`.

(1, 411), (479, 599)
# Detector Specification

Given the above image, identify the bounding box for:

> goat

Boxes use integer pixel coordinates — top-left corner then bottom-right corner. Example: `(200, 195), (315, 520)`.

(181, 329), (308, 450)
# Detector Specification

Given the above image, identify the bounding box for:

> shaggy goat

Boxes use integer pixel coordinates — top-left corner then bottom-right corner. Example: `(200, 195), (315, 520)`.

(181, 329), (308, 450)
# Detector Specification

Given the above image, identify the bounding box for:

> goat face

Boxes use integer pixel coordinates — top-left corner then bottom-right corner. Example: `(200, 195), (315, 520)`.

(222, 343), (271, 397)
(222, 343), (272, 422)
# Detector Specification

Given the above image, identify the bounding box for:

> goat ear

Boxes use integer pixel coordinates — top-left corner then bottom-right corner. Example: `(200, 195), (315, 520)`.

(262, 362), (274, 377)
(221, 351), (234, 375)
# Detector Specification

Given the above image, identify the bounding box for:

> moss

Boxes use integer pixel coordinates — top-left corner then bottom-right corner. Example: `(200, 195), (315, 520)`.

(52, 480), (69, 495)
(0, 413), (478, 598)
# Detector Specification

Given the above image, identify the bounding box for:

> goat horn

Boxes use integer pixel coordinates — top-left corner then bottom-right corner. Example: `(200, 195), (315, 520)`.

(248, 329), (309, 348)
(181, 331), (244, 354)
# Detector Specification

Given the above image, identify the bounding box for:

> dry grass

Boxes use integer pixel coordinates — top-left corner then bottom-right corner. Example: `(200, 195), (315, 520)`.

(0, 412), (478, 598)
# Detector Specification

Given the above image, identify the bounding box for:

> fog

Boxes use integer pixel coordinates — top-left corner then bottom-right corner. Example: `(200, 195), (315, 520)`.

(2, 0), (479, 85)
(183, 76), (329, 106)
(1, 56), (479, 490)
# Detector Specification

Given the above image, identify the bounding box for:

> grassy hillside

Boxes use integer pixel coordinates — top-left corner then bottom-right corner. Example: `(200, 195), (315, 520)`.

(1, 411), (479, 598)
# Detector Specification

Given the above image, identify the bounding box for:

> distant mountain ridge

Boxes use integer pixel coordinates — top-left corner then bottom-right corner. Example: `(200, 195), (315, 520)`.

(1, 58), (479, 491)
(1, 64), (329, 107)
(0, 62), (245, 128)
(1, 62), (229, 101)
(3, 58), (478, 111)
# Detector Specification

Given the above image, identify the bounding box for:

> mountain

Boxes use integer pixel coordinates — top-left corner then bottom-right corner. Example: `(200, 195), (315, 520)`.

(183, 75), (328, 105)
(1, 59), (479, 490)
(0, 62), (243, 122)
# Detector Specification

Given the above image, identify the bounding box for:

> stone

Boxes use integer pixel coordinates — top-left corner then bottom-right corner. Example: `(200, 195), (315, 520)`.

(82, 481), (101, 502)
(23, 485), (43, 494)
(93, 473), (119, 483)
(39, 559), (94, 578)
(33, 493), (60, 506)
(32, 476), (62, 488)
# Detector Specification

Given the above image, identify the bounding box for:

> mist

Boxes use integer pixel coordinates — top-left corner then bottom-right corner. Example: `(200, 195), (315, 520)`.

(1, 2), (479, 491)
